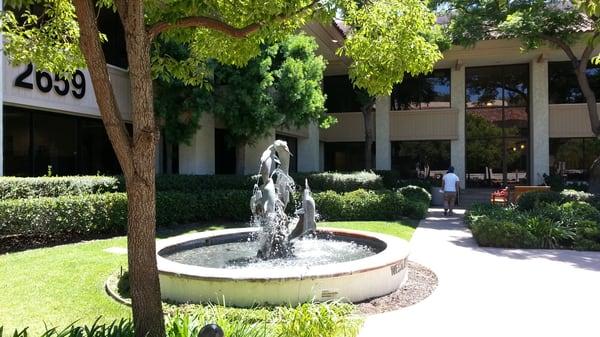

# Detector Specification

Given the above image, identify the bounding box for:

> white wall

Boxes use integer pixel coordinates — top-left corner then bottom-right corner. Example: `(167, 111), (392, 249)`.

(530, 59), (550, 184)
(297, 122), (320, 172)
(3, 59), (132, 121)
(179, 114), (215, 174)
(450, 66), (466, 189)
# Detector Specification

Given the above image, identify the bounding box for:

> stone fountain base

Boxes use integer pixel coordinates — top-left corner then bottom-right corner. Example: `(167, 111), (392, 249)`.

(156, 227), (409, 307)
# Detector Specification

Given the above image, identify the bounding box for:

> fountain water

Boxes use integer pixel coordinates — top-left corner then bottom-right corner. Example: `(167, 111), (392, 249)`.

(156, 140), (410, 306)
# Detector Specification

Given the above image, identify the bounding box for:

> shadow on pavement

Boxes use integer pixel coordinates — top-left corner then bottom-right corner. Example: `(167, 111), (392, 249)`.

(420, 208), (600, 272)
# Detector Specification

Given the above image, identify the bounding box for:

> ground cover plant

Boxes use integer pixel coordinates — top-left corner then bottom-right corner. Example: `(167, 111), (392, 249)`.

(0, 221), (415, 335)
(466, 190), (600, 250)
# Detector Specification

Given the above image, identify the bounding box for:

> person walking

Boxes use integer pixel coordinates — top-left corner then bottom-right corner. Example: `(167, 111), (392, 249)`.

(442, 166), (460, 216)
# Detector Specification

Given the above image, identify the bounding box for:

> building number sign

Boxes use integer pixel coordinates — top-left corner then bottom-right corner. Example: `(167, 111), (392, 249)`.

(14, 64), (86, 99)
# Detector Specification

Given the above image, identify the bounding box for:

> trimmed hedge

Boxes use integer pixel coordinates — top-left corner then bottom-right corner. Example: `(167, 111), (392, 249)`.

(0, 193), (127, 236)
(314, 189), (428, 221)
(397, 185), (431, 205)
(0, 176), (119, 199)
(1, 188), (428, 237)
(516, 190), (562, 211)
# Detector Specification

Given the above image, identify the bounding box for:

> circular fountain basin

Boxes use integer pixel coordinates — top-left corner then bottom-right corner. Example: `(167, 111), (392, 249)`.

(156, 227), (409, 307)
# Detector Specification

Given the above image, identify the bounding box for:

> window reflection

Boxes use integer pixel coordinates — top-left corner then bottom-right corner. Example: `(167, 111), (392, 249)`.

(323, 76), (362, 113)
(391, 69), (451, 110)
(3, 105), (126, 176)
(391, 141), (450, 179)
(550, 138), (600, 181)
(324, 142), (369, 171)
(465, 64), (529, 186)
(548, 62), (600, 104)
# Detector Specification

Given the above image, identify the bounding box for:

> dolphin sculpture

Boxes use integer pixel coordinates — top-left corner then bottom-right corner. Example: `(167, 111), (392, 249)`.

(289, 179), (317, 240)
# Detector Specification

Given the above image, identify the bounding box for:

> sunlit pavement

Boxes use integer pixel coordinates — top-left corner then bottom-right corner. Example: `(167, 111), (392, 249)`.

(359, 208), (600, 337)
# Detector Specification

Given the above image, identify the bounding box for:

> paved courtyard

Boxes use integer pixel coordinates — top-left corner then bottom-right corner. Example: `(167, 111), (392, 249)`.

(360, 208), (600, 337)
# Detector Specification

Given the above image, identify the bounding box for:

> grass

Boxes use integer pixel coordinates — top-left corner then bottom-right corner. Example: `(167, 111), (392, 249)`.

(0, 220), (416, 334)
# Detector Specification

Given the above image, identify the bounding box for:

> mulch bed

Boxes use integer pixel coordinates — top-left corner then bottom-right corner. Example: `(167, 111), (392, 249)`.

(355, 261), (438, 315)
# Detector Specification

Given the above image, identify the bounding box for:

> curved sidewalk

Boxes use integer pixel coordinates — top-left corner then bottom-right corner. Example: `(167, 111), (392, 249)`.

(359, 208), (600, 337)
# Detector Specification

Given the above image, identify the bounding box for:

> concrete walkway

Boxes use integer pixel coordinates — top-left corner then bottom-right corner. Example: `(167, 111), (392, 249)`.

(359, 208), (600, 337)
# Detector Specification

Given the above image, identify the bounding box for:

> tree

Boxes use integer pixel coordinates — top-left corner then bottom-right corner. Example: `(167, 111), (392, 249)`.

(1, 1), (442, 336)
(156, 34), (330, 174)
(432, 0), (600, 190)
(338, 0), (445, 170)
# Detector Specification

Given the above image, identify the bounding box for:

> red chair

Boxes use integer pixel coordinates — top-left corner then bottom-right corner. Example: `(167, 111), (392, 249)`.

(490, 187), (509, 205)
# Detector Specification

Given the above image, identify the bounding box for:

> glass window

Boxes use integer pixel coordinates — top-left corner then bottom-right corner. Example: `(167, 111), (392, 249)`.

(324, 142), (369, 171)
(3, 106), (31, 176)
(548, 62), (600, 104)
(465, 64), (530, 187)
(275, 134), (298, 173)
(32, 112), (78, 176)
(79, 118), (121, 175)
(323, 75), (362, 113)
(214, 128), (236, 174)
(391, 141), (450, 179)
(550, 138), (600, 181)
(391, 69), (451, 110)
(3, 105), (125, 176)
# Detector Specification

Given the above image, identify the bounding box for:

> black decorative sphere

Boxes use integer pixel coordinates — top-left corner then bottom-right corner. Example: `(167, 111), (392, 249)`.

(198, 324), (224, 337)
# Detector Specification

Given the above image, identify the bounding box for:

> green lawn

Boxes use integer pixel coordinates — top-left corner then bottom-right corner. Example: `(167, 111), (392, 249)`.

(0, 220), (415, 334)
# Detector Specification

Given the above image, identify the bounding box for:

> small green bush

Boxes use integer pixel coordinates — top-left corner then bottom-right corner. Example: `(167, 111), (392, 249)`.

(397, 185), (431, 205)
(470, 217), (536, 248)
(559, 201), (600, 225)
(0, 176), (119, 199)
(516, 190), (562, 211)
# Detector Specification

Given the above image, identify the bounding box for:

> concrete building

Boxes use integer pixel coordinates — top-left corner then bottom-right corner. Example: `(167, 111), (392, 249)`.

(2, 18), (600, 188)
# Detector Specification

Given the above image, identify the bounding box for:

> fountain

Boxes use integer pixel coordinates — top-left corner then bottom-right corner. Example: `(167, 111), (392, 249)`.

(156, 140), (410, 306)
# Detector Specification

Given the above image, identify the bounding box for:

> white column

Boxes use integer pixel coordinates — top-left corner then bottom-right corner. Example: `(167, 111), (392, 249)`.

(530, 58), (549, 185)
(178, 114), (215, 174)
(450, 66), (466, 189)
(297, 122), (320, 172)
(319, 141), (325, 171)
(375, 95), (391, 170)
(0, 0), (4, 177)
(244, 132), (275, 175)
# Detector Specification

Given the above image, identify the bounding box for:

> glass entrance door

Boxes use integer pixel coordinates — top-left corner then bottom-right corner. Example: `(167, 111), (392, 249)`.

(465, 64), (529, 187)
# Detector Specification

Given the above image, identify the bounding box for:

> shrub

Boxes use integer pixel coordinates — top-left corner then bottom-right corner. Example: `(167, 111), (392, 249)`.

(516, 190), (562, 211)
(470, 217), (536, 248)
(558, 201), (600, 225)
(0, 193), (128, 236)
(0, 176), (119, 199)
(293, 171), (384, 192)
(573, 220), (600, 251)
(314, 189), (426, 220)
(560, 189), (594, 203)
(397, 185), (431, 205)
(525, 216), (574, 249)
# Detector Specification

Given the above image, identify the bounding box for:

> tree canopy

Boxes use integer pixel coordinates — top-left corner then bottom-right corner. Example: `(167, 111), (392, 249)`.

(155, 34), (330, 148)
(1, 1), (446, 335)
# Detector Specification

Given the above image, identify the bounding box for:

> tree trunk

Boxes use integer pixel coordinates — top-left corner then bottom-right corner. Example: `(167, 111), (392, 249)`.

(574, 67), (600, 192)
(236, 144), (246, 175)
(362, 102), (375, 170)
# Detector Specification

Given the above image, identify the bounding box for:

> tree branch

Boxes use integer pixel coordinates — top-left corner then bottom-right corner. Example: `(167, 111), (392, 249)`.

(73, 0), (134, 177)
(580, 31), (600, 70)
(147, 0), (320, 39)
(540, 34), (579, 64)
